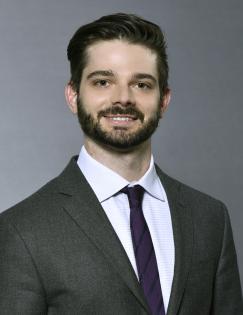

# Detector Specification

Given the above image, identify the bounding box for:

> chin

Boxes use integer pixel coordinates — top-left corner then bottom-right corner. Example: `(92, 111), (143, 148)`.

(99, 141), (146, 154)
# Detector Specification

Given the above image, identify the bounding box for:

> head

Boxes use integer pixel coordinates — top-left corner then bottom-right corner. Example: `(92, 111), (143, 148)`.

(67, 13), (169, 98)
(65, 13), (171, 151)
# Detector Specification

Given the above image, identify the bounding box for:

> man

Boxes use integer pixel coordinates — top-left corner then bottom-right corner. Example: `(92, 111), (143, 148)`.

(0, 13), (242, 315)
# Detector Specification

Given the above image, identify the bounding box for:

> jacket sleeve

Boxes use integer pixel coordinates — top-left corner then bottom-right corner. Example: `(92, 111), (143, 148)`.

(0, 219), (47, 314)
(212, 204), (243, 314)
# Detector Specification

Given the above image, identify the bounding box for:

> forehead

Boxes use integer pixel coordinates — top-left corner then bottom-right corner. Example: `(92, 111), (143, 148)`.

(83, 40), (158, 78)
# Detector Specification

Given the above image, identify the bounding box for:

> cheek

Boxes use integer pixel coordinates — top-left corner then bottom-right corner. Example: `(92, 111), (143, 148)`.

(136, 89), (160, 104)
(140, 97), (160, 115)
(81, 90), (109, 111)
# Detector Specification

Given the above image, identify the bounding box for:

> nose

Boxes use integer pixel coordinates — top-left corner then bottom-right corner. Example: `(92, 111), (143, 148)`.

(111, 83), (135, 106)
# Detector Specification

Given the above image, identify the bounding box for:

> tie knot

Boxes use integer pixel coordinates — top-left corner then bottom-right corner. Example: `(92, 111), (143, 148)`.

(121, 185), (145, 209)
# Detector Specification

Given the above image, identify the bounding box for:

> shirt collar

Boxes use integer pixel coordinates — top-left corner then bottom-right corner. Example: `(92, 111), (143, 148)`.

(77, 146), (165, 202)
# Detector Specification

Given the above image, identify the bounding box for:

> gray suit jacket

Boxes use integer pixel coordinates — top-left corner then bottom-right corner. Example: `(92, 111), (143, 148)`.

(0, 157), (242, 314)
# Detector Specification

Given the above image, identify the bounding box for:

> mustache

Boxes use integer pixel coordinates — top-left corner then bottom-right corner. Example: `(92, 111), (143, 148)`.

(97, 106), (144, 122)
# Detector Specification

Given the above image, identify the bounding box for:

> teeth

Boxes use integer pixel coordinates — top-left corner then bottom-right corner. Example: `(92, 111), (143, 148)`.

(110, 117), (131, 121)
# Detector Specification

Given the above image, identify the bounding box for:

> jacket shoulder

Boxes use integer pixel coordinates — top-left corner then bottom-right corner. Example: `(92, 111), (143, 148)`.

(156, 165), (227, 215)
(0, 156), (82, 225)
(0, 175), (61, 225)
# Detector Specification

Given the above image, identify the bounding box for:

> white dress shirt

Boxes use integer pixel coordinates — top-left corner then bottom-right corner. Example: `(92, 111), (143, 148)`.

(77, 146), (174, 311)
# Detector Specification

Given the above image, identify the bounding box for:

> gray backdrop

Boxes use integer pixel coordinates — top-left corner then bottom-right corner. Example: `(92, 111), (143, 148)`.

(0, 0), (242, 284)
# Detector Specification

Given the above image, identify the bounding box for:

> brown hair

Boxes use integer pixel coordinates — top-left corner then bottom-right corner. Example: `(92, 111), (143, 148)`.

(67, 13), (169, 97)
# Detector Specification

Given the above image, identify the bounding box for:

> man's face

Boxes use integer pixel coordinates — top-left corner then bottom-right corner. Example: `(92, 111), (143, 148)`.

(67, 40), (170, 150)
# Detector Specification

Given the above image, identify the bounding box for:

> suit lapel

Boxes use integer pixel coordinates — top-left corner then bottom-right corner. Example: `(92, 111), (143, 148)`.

(156, 166), (194, 315)
(57, 157), (151, 314)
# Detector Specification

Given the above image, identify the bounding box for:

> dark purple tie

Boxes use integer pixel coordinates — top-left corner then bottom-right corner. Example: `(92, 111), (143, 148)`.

(121, 185), (165, 315)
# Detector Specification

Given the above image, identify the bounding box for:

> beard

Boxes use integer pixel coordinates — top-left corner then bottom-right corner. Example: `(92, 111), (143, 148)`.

(77, 98), (161, 150)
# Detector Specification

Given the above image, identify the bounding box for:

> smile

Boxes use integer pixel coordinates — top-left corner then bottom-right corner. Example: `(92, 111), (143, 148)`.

(104, 115), (137, 121)
(111, 117), (132, 121)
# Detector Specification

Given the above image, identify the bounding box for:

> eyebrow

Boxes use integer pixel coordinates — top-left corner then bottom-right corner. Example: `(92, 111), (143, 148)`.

(86, 70), (157, 84)
(86, 70), (114, 80)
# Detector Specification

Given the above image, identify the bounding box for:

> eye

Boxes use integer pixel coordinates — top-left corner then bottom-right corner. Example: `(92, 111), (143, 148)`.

(136, 82), (152, 90)
(93, 79), (110, 87)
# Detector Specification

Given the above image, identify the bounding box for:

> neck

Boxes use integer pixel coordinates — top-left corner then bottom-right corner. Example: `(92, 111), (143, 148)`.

(84, 137), (152, 182)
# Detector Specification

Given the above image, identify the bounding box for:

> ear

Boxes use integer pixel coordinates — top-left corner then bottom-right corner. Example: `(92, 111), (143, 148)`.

(65, 83), (78, 114)
(159, 88), (171, 118)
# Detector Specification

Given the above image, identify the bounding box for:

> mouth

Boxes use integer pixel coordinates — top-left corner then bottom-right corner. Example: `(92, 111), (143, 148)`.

(103, 115), (138, 126)
(98, 106), (144, 124)
(104, 115), (137, 121)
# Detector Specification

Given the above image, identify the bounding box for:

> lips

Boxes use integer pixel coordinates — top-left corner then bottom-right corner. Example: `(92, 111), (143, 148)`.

(104, 115), (137, 121)
(98, 106), (144, 122)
